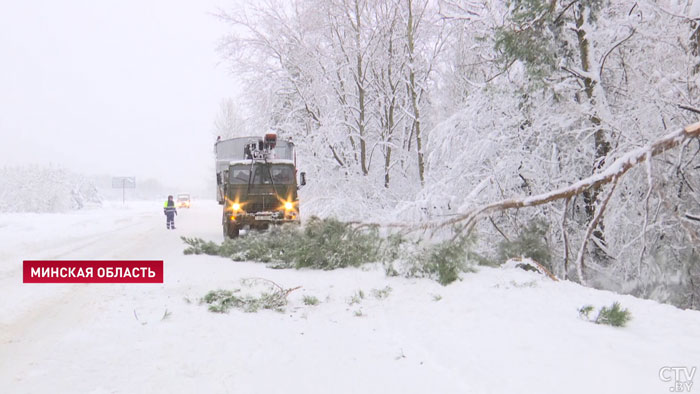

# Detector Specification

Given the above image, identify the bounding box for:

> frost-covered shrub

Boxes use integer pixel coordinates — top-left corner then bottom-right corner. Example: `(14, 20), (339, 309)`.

(0, 165), (101, 213)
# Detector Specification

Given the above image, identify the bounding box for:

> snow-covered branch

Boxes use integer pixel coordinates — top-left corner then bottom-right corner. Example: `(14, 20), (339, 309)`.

(432, 122), (700, 233)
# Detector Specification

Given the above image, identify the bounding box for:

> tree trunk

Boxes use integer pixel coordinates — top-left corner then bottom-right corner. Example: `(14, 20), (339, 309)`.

(406, 0), (425, 185)
(355, 0), (368, 175)
(576, 3), (610, 255)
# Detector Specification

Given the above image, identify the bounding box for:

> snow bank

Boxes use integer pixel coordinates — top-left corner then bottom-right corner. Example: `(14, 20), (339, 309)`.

(0, 165), (102, 213)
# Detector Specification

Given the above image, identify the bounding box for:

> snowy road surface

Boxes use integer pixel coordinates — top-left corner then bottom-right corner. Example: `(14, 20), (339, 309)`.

(1, 201), (699, 394)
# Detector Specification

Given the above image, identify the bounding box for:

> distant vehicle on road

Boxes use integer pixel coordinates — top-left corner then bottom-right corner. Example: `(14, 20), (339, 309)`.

(176, 194), (191, 208)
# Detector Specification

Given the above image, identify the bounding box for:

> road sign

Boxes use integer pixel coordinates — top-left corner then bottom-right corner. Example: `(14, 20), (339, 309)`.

(112, 177), (136, 189)
(112, 177), (136, 204)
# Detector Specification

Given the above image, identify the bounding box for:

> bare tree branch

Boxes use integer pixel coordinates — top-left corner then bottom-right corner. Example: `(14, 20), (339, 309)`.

(599, 27), (636, 78)
(329, 144), (346, 167)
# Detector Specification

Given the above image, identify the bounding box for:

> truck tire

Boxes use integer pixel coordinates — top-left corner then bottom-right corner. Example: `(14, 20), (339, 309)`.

(225, 223), (240, 239)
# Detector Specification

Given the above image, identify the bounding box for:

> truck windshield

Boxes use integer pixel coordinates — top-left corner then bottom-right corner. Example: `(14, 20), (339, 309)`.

(229, 165), (250, 184)
(229, 164), (294, 185)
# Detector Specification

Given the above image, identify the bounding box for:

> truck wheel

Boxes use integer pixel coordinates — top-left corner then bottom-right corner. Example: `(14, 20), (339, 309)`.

(225, 223), (240, 239)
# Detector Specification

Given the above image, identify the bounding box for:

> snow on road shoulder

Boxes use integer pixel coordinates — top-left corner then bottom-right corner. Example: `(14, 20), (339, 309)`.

(0, 200), (173, 329)
(0, 201), (161, 255)
(5, 261), (700, 394)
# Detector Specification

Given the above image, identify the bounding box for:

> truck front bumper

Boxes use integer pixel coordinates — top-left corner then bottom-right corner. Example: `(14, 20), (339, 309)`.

(229, 211), (300, 226)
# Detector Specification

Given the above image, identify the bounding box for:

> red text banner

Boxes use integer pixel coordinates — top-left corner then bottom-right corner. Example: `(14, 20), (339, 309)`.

(23, 260), (164, 283)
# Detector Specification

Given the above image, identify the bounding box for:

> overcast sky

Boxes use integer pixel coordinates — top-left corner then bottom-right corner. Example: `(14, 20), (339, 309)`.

(0, 0), (241, 194)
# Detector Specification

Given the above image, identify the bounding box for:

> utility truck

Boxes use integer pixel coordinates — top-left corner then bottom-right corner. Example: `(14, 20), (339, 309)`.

(215, 134), (305, 238)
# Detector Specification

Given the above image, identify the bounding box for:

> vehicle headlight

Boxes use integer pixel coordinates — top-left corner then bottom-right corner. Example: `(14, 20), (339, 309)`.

(284, 201), (293, 210)
(232, 203), (241, 211)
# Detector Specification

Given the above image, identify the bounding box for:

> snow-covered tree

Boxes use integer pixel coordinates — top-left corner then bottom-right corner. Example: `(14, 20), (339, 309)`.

(214, 0), (700, 309)
(0, 165), (102, 213)
(213, 98), (249, 138)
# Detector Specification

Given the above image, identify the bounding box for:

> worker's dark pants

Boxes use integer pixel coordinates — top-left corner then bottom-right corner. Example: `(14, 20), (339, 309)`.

(166, 212), (175, 229)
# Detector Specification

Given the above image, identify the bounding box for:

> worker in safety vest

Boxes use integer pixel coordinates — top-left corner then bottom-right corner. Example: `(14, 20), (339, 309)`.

(164, 195), (178, 229)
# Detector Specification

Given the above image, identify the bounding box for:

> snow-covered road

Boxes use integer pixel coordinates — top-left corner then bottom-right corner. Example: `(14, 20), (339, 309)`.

(1, 201), (699, 394)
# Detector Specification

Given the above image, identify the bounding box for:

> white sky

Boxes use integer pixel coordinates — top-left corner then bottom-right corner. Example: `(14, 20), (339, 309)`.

(0, 0), (241, 193)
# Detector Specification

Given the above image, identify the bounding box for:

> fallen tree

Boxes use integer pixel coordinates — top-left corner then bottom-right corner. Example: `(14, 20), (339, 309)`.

(349, 121), (699, 286)
(426, 121), (700, 284)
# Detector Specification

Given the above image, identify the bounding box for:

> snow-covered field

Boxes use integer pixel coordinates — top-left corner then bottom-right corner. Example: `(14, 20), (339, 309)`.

(1, 200), (699, 394)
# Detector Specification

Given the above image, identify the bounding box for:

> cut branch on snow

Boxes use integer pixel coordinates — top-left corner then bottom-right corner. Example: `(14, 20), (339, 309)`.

(679, 104), (700, 116)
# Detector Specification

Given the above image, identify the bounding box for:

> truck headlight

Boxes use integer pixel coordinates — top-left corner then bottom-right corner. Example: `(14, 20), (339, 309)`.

(284, 201), (293, 210)
(232, 203), (241, 211)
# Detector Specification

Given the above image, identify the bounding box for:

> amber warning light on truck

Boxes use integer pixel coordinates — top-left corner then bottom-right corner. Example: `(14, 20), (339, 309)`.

(23, 260), (164, 283)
